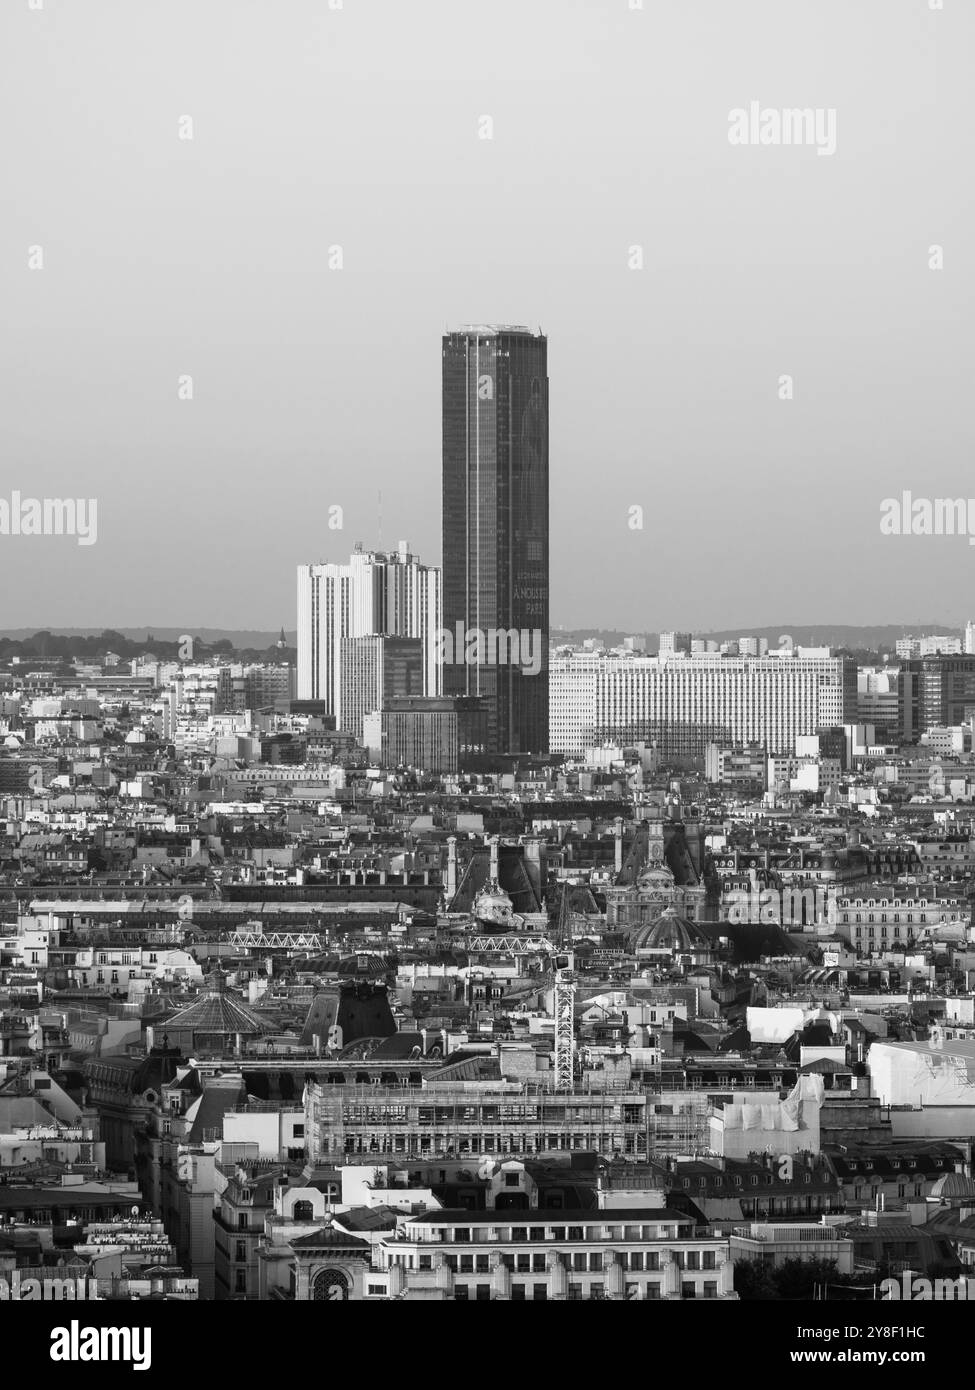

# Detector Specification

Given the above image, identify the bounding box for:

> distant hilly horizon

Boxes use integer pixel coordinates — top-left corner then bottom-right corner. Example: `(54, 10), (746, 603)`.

(554, 624), (963, 650)
(0, 627), (296, 647)
(0, 622), (964, 651)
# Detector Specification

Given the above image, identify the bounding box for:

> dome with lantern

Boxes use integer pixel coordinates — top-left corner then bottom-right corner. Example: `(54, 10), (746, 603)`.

(631, 906), (715, 957)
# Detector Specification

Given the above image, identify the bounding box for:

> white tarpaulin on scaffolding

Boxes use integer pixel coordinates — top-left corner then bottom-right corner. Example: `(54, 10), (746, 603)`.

(719, 1075), (823, 1133)
(745, 1006), (806, 1044)
(869, 1040), (975, 1107)
(745, 1006), (838, 1045)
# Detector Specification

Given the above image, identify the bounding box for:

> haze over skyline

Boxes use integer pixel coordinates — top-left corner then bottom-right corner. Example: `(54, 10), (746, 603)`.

(2, 0), (973, 630)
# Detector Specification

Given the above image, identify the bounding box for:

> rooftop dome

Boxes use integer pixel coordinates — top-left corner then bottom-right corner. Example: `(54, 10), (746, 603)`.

(632, 907), (712, 953)
(164, 969), (273, 1038)
(930, 1172), (975, 1198)
(474, 881), (516, 927)
(476, 881), (513, 909)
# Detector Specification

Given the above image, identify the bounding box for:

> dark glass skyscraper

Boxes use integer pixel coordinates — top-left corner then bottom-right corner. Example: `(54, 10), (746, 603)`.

(442, 325), (549, 755)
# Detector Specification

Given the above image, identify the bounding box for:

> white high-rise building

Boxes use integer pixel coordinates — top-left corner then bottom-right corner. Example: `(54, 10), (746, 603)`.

(296, 541), (441, 719)
(900, 633), (963, 658)
(550, 651), (856, 759)
(965, 621), (975, 655)
(857, 668), (899, 730)
(549, 652), (602, 757)
(919, 634), (961, 656)
(658, 631), (693, 657)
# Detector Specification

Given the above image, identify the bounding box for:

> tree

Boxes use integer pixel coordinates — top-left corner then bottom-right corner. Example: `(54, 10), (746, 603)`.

(774, 1257), (843, 1301)
(734, 1256), (852, 1301)
(733, 1258), (777, 1300)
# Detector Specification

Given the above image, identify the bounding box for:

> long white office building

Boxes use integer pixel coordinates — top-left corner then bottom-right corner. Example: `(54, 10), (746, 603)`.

(551, 652), (856, 760)
(297, 542), (441, 715)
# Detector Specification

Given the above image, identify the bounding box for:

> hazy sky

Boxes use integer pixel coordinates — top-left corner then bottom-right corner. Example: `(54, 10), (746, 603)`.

(2, 0), (972, 632)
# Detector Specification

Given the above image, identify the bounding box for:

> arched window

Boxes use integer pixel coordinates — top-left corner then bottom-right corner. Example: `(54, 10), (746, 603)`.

(293, 1199), (314, 1221)
(313, 1269), (349, 1301)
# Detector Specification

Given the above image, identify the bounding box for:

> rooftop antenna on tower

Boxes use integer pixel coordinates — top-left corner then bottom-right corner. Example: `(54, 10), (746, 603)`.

(378, 489), (383, 551)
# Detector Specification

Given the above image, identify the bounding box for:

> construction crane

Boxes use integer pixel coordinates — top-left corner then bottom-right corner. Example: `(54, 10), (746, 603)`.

(551, 883), (577, 1089)
(553, 970), (575, 1090)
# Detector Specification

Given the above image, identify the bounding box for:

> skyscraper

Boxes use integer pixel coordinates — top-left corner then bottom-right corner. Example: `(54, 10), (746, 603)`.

(339, 635), (424, 744)
(296, 541), (441, 722)
(442, 325), (549, 755)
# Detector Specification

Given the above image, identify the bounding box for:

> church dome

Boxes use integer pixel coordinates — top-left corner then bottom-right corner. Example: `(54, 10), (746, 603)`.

(632, 907), (712, 953)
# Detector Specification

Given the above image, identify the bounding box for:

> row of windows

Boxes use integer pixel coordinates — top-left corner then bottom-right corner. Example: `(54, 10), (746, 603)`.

(846, 914), (929, 925)
(851, 1184), (925, 1198)
(429, 1224), (689, 1244)
(335, 1134), (649, 1155)
(659, 1075), (787, 1090)
(450, 1280), (720, 1301)
(337, 1104), (635, 1124)
(398, 1249), (709, 1274)
(853, 925), (909, 936)
(682, 1173), (815, 1188)
(841, 899), (948, 909)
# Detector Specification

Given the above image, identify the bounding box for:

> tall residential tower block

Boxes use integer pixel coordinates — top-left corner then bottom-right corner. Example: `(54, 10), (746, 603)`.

(296, 542), (441, 727)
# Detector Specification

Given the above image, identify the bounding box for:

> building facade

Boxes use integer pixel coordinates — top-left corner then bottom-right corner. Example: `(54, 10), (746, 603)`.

(305, 1084), (650, 1163)
(362, 1206), (735, 1301)
(551, 653), (856, 760)
(899, 656), (975, 740)
(338, 635), (424, 744)
(833, 889), (968, 949)
(296, 542), (441, 713)
(442, 326), (549, 756)
(363, 695), (490, 773)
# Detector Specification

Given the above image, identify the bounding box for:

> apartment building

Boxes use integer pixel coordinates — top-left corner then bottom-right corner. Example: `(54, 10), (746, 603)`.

(833, 888), (968, 949)
(213, 1160), (284, 1300)
(305, 1084), (650, 1163)
(551, 653), (855, 760)
(363, 1206), (736, 1301)
(296, 542), (441, 711)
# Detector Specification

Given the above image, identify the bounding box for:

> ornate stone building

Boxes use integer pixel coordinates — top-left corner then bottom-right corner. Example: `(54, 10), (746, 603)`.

(604, 816), (717, 932)
(289, 1226), (373, 1300)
